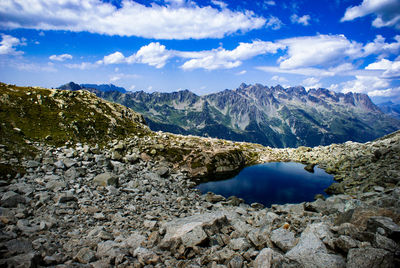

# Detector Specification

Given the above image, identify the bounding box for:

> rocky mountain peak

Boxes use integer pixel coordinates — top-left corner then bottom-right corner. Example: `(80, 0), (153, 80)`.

(58, 81), (82, 91)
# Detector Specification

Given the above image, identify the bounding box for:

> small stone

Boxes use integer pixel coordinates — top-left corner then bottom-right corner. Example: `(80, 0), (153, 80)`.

(205, 192), (225, 203)
(57, 193), (78, 203)
(54, 160), (65, 169)
(156, 166), (169, 177)
(94, 213), (106, 220)
(26, 160), (40, 168)
(251, 202), (264, 209)
(75, 247), (96, 264)
(133, 247), (160, 265)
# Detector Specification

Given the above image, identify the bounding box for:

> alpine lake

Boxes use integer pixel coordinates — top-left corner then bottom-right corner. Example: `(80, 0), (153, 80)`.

(196, 162), (335, 207)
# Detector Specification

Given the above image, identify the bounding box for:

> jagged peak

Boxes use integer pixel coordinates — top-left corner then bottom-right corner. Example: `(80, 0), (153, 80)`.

(58, 81), (82, 91)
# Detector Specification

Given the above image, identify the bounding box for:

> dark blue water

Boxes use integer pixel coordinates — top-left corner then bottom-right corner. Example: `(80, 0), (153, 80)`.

(196, 162), (334, 207)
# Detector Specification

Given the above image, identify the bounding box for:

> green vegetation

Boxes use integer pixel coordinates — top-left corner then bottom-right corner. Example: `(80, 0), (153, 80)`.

(0, 83), (151, 174)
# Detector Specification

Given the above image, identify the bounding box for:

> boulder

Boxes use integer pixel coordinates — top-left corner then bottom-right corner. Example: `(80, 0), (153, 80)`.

(156, 166), (169, 177)
(270, 227), (296, 252)
(133, 247), (160, 265)
(346, 247), (394, 268)
(229, 237), (251, 251)
(367, 216), (400, 241)
(93, 172), (118, 187)
(1, 191), (26, 207)
(253, 248), (285, 268)
(160, 211), (229, 250)
(75, 247), (96, 264)
(254, 248), (273, 268)
(285, 224), (345, 268)
(205, 192), (225, 203)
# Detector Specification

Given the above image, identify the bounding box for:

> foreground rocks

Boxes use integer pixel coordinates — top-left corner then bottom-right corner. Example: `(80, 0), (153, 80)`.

(1, 132), (399, 267)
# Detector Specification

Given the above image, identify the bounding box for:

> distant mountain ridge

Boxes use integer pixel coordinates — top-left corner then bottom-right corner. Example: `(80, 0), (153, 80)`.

(378, 101), (400, 120)
(58, 81), (126, 93)
(58, 82), (400, 147)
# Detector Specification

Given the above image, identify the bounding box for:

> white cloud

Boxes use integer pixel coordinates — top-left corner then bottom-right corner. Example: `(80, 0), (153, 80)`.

(265, 16), (283, 30)
(133, 42), (172, 68)
(302, 77), (322, 89)
(363, 35), (400, 57)
(109, 73), (139, 82)
(15, 62), (56, 72)
(65, 62), (98, 70)
(341, 75), (390, 94)
(271, 75), (288, 83)
(290, 14), (311, 26)
(366, 58), (393, 70)
(265, 1), (276, 6)
(302, 77), (319, 86)
(342, 0), (400, 29)
(49, 53), (73, 61)
(0, 0), (266, 40)
(236, 70), (247, 75)
(258, 66), (336, 77)
(368, 87), (400, 97)
(211, 0), (228, 9)
(103, 52), (126, 65)
(366, 58), (400, 79)
(278, 34), (363, 69)
(0, 34), (24, 55)
(97, 41), (283, 70)
(180, 41), (284, 70)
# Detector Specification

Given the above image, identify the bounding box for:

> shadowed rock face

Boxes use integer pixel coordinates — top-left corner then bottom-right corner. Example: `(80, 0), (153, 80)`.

(1, 82), (400, 267)
(74, 82), (400, 148)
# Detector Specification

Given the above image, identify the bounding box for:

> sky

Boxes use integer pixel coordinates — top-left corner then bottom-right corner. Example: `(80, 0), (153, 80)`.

(0, 0), (399, 103)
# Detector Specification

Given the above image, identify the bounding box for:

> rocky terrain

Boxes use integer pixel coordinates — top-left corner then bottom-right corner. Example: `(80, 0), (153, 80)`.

(60, 82), (400, 148)
(1, 83), (400, 267)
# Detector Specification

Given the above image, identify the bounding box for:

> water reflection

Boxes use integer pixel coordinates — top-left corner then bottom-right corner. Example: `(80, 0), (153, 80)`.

(196, 162), (334, 207)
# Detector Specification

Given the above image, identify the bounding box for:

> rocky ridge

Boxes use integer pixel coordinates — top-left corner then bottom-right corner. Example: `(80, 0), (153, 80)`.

(73, 82), (400, 148)
(1, 83), (400, 267)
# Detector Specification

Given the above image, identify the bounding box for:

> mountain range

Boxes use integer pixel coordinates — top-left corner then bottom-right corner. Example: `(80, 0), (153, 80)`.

(59, 82), (400, 148)
(378, 101), (400, 120)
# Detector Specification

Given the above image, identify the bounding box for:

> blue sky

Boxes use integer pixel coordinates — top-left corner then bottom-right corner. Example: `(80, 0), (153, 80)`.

(0, 0), (399, 103)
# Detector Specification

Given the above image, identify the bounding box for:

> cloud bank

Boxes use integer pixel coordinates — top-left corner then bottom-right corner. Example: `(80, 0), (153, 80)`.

(0, 0), (266, 39)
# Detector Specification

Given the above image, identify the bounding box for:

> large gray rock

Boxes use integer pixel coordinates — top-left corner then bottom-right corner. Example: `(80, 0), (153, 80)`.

(346, 247), (394, 268)
(253, 248), (284, 268)
(270, 227), (296, 252)
(1, 191), (26, 207)
(229, 237), (251, 251)
(205, 192), (225, 203)
(367, 216), (400, 241)
(160, 211), (229, 250)
(0, 252), (41, 268)
(96, 240), (124, 259)
(285, 224), (345, 268)
(254, 248), (273, 268)
(93, 172), (118, 187)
